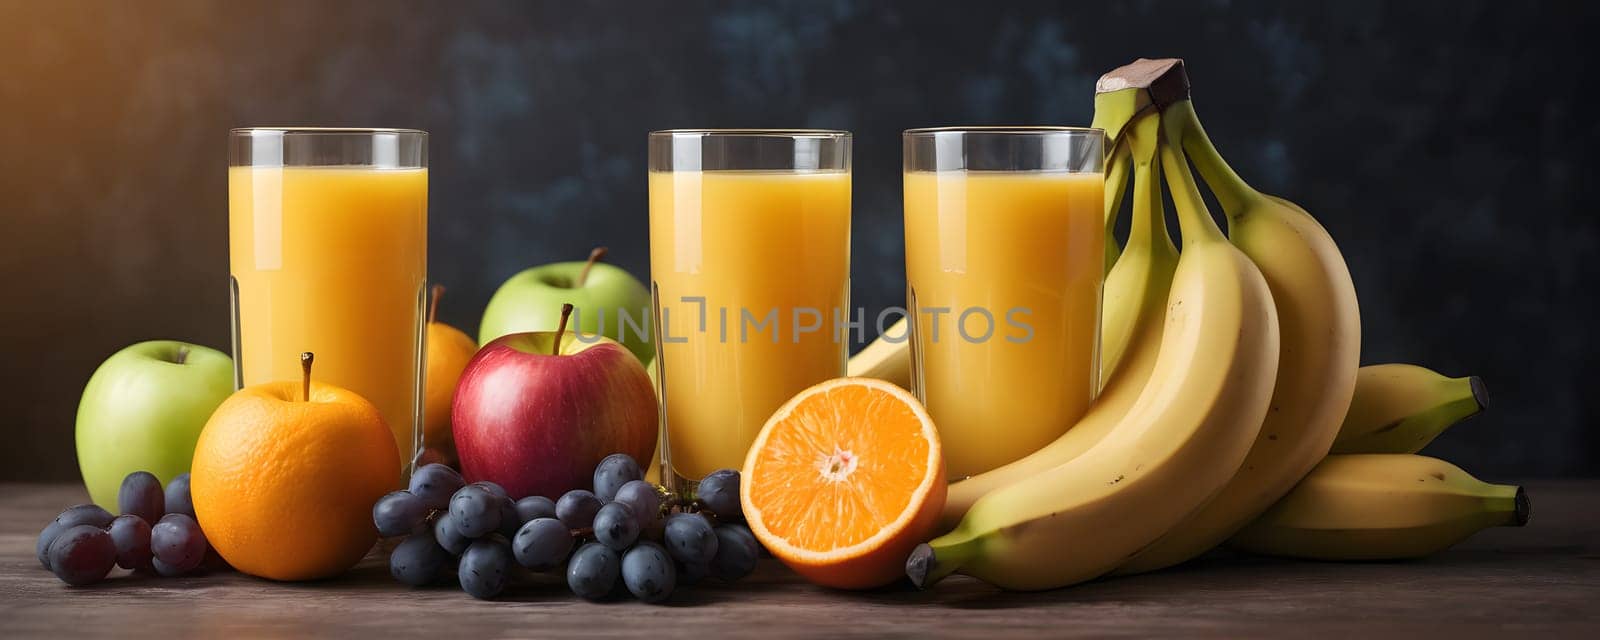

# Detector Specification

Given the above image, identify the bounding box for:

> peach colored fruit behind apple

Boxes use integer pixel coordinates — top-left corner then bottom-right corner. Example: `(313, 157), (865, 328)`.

(451, 324), (656, 500)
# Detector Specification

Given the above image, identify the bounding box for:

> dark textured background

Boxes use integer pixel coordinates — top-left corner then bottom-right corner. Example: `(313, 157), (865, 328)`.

(2, 0), (1596, 481)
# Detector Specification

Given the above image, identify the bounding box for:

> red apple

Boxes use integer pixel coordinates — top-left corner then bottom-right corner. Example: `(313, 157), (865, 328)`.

(452, 304), (657, 499)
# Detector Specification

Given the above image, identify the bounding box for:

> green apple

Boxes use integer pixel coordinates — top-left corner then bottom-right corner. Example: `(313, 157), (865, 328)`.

(75, 340), (234, 508)
(478, 247), (653, 364)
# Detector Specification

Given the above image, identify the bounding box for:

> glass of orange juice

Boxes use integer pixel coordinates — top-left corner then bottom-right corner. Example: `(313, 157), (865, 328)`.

(647, 129), (852, 495)
(228, 128), (428, 472)
(903, 127), (1105, 480)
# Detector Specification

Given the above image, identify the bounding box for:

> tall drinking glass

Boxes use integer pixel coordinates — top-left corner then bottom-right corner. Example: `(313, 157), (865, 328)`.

(228, 128), (428, 471)
(903, 127), (1105, 480)
(648, 130), (852, 494)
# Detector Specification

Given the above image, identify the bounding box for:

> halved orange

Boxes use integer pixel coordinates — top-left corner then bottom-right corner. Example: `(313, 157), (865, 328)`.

(740, 377), (946, 589)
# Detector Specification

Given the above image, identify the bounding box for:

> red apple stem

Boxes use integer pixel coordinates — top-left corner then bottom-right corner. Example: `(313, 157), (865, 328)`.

(576, 247), (608, 287)
(174, 346), (190, 365)
(300, 352), (314, 402)
(553, 303), (575, 356)
(429, 284), (445, 324)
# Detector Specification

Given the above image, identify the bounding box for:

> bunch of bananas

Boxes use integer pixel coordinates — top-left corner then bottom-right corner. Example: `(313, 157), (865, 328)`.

(848, 58), (1523, 591)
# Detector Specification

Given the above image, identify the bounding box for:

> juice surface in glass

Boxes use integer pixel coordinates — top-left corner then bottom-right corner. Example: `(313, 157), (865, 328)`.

(904, 170), (1103, 479)
(648, 170), (851, 482)
(228, 166), (428, 460)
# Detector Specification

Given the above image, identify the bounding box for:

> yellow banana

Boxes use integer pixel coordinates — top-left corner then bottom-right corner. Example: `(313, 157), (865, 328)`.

(1229, 454), (1528, 560)
(1331, 364), (1487, 454)
(844, 317), (910, 389)
(937, 86), (1178, 529)
(1116, 65), (1361, 575)
(907, 105), (1280, 591)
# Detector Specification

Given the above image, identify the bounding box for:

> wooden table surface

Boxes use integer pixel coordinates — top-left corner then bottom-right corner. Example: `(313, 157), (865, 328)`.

(2, 481), (1596, 638)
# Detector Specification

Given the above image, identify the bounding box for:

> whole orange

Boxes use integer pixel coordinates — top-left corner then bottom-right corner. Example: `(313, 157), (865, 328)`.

(191, 379), (400, 581)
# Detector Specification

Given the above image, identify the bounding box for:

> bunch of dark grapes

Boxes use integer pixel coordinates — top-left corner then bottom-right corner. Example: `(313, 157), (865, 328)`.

(37, 471), (218, 586)
(378, 455), (761, 602)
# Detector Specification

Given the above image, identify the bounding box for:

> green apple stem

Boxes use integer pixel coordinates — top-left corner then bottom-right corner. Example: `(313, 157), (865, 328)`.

(576, 247), (608, 287)
(553, 303), (575, 356)
(174, 345), (190, 365)
(429, 284), (445, 324)
(300, 352), (314, 402)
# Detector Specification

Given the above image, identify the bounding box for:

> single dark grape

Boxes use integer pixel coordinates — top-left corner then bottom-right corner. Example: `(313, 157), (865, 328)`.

(390, 533), (451, 586)
(710, 523), (759, 581)
(37, 504), (114, 570)
(696, 469), (742, 522)
(47, 524), (116, 586)
(611, 480), (662, 529)
(593, 502), (639, 551)
(458, 536), (513, 600)
(593, 453), (643, 502)
(512, 517), (573, 571)
(449, 484), (501, 539)
(373, 490), (429, 538)
(663, 512), (718, 566)
(566, 542), (620, 601)
(621, 542), (676, 603)
(151, 513), (208, 574)
(108, 514), (154, 572)
(514, 495), (557, 523)
(163, 473), (194, 518)
(408, 463), (464, 510)
(556, 490), (601, 531)
(118, 471), (165, 524)
(433, 512), (470, 555)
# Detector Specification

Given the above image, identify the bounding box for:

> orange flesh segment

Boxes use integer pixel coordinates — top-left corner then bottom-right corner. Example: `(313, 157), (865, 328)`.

(747, 383), (932, 552)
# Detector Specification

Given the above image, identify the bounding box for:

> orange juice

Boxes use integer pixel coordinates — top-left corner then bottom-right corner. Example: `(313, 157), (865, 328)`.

(229, 166), (427, 460)
(904, 171), (1103, 479)
(649, 170), (851, 481)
